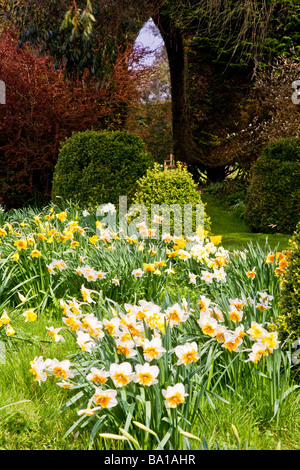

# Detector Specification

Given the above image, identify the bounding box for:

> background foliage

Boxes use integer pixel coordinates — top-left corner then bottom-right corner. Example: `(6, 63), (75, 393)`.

(0, 30), (146, 208)
(244, 137), (300, 234)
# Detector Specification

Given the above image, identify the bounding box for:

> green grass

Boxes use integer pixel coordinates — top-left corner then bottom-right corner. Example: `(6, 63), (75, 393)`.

(0, 303), (299, 450)
(202, 193), (291, 251)
(0, 314), (91, 450)
(0, 315), (299, 450)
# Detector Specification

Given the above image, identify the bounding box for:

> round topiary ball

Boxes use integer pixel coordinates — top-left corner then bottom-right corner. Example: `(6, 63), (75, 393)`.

(51, 130), (153, 207)
(132, 162), (211, 236)
(244, 137), (300, 234)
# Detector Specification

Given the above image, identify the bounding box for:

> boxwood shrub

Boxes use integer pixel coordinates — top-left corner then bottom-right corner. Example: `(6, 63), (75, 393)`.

(132, 163), (211, 236)
(51, 130), (153, 207)
(244, 137), (300, 234)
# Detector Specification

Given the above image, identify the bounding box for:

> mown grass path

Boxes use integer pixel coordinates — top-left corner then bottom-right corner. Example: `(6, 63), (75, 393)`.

(202, 193), (290, 251)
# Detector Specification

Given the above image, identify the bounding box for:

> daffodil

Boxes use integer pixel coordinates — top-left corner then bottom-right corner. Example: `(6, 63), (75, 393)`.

(188, 272), (197, 285)
(142, 336), (166, 362)
(153, 215), (163, 224)
(76, 330), (96, 353)
(265, 252), (275, 263)
(23, 309), (37, 322)
(6, 324), (15, 336)
(229, 307), (243, 323)
(260, 331), (280, 352)
(222, 331), (241, 352)
(31, 249), (42, 258)
(110, 362), (135, 388)
(133, 363), (159, 386)
(30, 356), (51, 385)
(210, 235), (222, 246)
(246, 268), (256, 279)
(56, 381), (74, 389)
(14, 238), (27, 251)
(78, 407), (102, 416)
(89, 235), (99, 245)
(165, 263), (175, 274)
(80, 285), (97, 303)
(245, 342), (269, 363)
(200, 270), (214, 284)
(143, 263), (155, 272)
(51, 359), (74, 380)
(116, 339), (137, 358)
(175, 341), (199, 365)
(0, 310), (11, 325)
(12, 252), (20, 262)
(86, 367), (110, 384)
(103, 317), (121, 337)
(165, 303), (188, 327)
(46, 326), (66, 342)
(162, 383), (188, 409)
(198, 315), (218, 337)
(247, 322), (267, 341)
(93, 388), (118, 408)
(57, 212), (67, 222)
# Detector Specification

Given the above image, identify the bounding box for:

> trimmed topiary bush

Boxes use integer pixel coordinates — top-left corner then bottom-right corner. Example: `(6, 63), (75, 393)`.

(51, 130), (153, 207)
(244, 137), (300, 234)
(132, 162), (211, 236)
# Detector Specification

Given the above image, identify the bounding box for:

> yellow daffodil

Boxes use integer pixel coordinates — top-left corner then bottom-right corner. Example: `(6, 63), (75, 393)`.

(12, 252), (20, 261)
(210, 235), (222, 246)
(31, 249), (42, 258)
(57, 212), (67, 222)
(6, 324), (15, 336)
(23, 309), (37, 322)
(143, 263), (155, 272)
(14, 239), (27, 251)
(0, 310), (11, 325)
(246, 268), (256, 279)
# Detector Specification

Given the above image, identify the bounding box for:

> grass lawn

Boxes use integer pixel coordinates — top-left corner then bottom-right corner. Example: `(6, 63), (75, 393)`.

(202, 193), (291, 252)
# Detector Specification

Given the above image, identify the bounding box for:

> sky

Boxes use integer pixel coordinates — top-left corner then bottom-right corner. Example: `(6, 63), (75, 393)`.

(134, 18), (164, 65)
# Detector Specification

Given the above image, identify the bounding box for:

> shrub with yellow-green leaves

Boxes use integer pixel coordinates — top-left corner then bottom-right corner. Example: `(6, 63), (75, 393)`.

(132, 163), (210, 236)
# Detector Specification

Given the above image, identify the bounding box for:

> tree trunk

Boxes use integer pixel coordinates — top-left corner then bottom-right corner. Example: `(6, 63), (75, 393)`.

(152, 11), (196, 165)
(152, 10), (257, 182)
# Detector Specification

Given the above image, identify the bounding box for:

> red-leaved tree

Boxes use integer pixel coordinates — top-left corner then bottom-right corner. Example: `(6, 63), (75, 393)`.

(0, 29), (147, 208)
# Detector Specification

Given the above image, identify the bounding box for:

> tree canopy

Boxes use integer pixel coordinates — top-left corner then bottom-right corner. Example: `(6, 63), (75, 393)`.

(6, 1), (300, 81)
(4, 0), (300, 179)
